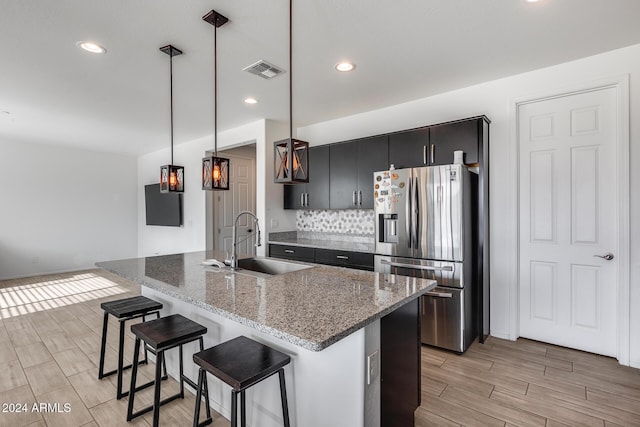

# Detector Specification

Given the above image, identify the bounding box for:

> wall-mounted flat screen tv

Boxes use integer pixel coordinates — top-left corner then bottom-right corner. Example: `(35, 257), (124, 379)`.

(144, 183), (183, 227)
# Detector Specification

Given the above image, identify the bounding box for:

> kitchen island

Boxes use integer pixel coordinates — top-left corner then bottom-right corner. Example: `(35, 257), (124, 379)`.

(97, 251), (435, 427)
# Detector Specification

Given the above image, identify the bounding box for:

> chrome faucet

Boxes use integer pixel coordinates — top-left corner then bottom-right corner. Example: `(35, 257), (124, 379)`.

(229, 210), (261, 270)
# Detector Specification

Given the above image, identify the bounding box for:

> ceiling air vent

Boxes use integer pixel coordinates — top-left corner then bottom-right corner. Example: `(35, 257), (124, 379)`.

(242, 60), (285, 79)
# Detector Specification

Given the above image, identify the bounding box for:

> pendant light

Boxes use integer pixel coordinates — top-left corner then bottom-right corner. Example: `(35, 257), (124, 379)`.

(202, 10), (230, 191)
(274, 0), (309, 184)
(159, 44), (185, 193)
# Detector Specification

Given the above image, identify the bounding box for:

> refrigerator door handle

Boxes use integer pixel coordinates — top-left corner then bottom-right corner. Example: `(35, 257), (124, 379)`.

(413, 177), (419, 250)
(425, 291), (453, 298)
(380, 259), (454, 272)
(406, 178), (412, 248)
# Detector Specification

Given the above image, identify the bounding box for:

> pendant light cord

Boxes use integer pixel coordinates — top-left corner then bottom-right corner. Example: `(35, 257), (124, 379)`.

(170, 48), (174, 164)
(289, 0), (293, 140)
(214, 26), (218, 157)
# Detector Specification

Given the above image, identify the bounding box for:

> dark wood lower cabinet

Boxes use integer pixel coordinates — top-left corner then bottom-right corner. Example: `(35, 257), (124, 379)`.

(268, 244), (314, 262)
(380, 297), (420, 427)
(269, 244), (374, 271)
(314, 248), (374, 271)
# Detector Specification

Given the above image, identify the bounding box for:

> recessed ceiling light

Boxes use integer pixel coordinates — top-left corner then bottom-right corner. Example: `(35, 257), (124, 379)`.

(244, 97), (259, 105)
(76, 41), (107, 54)
(335, 62), (355, 72)
(525, 0), (541, 3)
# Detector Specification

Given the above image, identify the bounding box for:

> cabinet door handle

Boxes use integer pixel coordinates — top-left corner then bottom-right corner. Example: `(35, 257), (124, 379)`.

(305, 193), (309, 207)
(284, 249), (295, 254)
(357, 191), (362, 206)
(423, 145), (427, 165)
(336, 255), (349, 260)
(430, 144), (435, 164)
(300, 193), (304, 207)
(352, 190), (357, 206)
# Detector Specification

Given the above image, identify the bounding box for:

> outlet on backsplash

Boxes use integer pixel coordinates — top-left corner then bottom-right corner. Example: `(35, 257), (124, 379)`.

(296, 209), (375, 234)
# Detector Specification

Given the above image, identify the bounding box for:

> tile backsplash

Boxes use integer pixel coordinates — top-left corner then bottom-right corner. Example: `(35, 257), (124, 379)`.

(296, 209), (375, 235)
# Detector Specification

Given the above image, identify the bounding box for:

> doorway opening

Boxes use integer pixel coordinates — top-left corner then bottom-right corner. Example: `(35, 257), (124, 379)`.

(205, 143), (257, 259)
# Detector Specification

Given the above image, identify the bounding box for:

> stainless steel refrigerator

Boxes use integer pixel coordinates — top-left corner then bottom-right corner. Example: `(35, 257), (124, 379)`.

(374, 164), (477, 352)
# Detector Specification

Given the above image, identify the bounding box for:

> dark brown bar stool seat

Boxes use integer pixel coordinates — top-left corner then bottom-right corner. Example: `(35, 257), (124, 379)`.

(127, 314), (212, 427)
(193, 336), (291, 427)
(98, 295), (164, 399)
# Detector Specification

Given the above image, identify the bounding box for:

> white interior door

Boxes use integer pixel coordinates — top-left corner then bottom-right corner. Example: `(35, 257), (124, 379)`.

(518, 87), (618, 357)
(213, 154), (256, 258)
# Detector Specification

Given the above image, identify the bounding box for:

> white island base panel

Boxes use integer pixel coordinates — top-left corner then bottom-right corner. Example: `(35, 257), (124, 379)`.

(143, 286), (381, 427)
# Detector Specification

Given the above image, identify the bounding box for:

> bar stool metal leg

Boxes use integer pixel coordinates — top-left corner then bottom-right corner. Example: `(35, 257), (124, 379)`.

(152, 351), (164, 427)
(231, 390), (238, 427)
(278, 369), (291, 427)
(196, 337), (212, 425)
(241, 391), (246, 427)
(179, 343), (185, 398)
(116, 319), (126, 398)
(98, 312), (109, 379)
(194, 369), (204, 427)
(126, 337), (141, 422)
(202, 367), (211, 422)
(193, 367), (213, 427)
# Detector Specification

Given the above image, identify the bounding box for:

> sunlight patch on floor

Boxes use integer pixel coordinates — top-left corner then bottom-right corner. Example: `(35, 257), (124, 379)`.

(0, 272), (128, 318)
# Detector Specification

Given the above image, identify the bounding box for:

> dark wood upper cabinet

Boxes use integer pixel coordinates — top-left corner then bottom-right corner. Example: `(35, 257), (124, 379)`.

(283, 146), (329, 209)
(283, 182), (305, 209)
(284, 117), (488, 211)
(330, 135), (389, 209)
(357, 136), (389, 208)
(388, 128), (430, 169)
(329, 142), (358, 209)
(430, 118), (481, 165)
(306, 146), (330, 209)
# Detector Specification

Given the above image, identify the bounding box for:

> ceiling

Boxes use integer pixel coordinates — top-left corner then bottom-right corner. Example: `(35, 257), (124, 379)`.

(1, 0), (640, 156)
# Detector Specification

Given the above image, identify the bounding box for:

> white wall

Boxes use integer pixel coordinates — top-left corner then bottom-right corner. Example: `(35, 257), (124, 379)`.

(137, 119), (295, 257)
(298, 44), (640, 367)
(0, 139), (138, 280)
(138, 134), (210, 256)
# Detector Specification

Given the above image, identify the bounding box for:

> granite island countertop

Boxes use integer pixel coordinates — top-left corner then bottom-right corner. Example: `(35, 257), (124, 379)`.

(97, 251), (435, 352)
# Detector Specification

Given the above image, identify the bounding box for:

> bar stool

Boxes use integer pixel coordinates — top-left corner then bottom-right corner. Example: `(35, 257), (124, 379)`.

(193, 336), (291, 427)
(98, 295), (164, 399)
(127, 314), (212, 427)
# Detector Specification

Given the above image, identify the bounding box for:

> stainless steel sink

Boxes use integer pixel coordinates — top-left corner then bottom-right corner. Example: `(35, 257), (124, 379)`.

(235, 257), (312, 276)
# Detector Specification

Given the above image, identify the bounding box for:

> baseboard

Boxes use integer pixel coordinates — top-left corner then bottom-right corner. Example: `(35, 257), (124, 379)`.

(488, 331), (513, 341)
(630, 359), (640, 369)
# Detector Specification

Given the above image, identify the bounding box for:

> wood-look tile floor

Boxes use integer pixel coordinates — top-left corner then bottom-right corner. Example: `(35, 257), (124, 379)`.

(418, 337), (640, 426)
(1, 269), (639, 426)
(0, 269), (229, 427)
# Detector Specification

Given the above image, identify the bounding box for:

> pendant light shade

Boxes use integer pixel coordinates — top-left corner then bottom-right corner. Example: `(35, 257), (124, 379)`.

(202, 155), (229, 190)
(202, 10), (230, 191)
(274, 138), (308, 183)
(273, 0), (309, 184)
(160, 164), (184, 193)
(159, 44), (184, 193)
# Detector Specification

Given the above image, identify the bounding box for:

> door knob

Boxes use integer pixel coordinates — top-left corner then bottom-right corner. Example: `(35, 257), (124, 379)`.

(594, 253), (614, 261)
